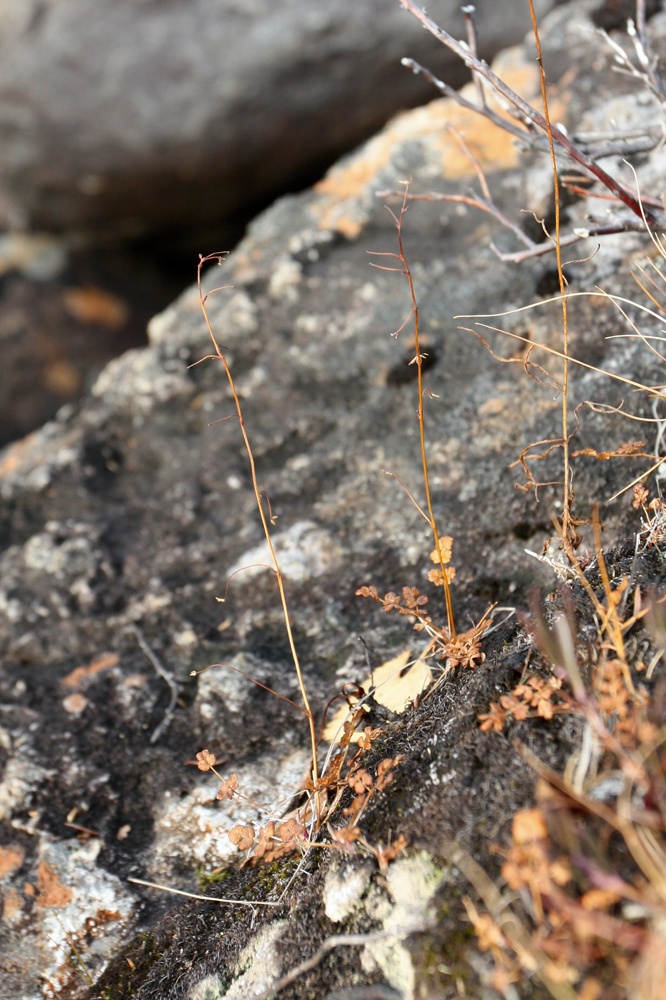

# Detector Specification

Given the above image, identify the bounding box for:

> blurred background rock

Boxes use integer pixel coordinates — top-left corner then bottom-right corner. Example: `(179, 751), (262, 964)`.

(0, 0), (568, 444)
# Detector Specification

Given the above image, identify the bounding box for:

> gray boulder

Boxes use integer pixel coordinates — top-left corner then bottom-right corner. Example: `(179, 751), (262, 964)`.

(0, 0), (555, 236)
(1, 3), (665, 997)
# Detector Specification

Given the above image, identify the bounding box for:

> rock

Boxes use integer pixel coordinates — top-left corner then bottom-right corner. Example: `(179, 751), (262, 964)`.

(1, 2), (666, 997)
(0, 0), (555, 237)
(0, 234), (187, 446)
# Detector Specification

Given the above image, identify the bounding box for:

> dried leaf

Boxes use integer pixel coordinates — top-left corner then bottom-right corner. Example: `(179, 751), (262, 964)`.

(348, 768), (373, 795)
(276, 818), (306, 844)
(571, 440), (645, 461)
(376, 755), (404, 791)
(357, 725), (382, 751)
(328, 824), (361, 853)
(512, 808), (548, 845)
(196, 749), (216, 772)
(430, 536), (453, 565)
(427, 565), (457, 586)
(478, 702), (506, 732)
(371, 650), (432, 714)
(228, 824), (255, 851)
(323, 650), (428, 744)
(216, 774), (238, 800)
(375, 834), (408, 870)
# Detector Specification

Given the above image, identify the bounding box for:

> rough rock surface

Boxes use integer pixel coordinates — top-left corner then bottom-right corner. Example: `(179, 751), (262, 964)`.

(0, 0), (556, 237)
(0, 235), (183, 447)
(1, 3), (666, 998)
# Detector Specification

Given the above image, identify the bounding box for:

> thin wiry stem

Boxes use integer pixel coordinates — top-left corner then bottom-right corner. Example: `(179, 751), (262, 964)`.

(378, 186), (456, 640)
(528, 0), (573, 550)
(399, 0), (663, 226)
(197, 254), (320, 801)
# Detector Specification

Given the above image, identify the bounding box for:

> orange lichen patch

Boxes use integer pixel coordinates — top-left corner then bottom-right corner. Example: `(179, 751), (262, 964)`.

(0, 845), (25, 878)
(85, 908), (122, 936)
(62, 285), (129, 328)
(35, 861), (73, 909)
(61, 653), (119, 690)
(44, 359), (81, 396)
(2, 887), (24, 924)
(0, 432), (38, 477)
(312, 54), (567, 239)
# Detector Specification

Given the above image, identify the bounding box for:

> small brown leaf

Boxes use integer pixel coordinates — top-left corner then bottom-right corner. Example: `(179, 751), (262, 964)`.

(228, 824), (255, 851)
(357, 725), (382, 751)
(478, 703), (506, 732)
(252, 822), (277, 861)
(427, 565), (456, 586)
(382, 591), (402, 613)
(375, 834), (408, 870)
(348, 768), (373, 795)
(276, 818), (306, 844)
(376, 755), (404, 791)
(430, 536), (453, 565)
(216, 774), (238, 800)
(196, 749), (216, 772)
(328, 824), (362, 853)
(512, 808), (548, 845)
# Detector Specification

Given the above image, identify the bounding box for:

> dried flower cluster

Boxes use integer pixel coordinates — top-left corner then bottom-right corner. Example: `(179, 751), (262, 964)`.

(470, 525), (666, 995)
(478, 674), (570, 733)
(194, 711), (406, 869)
(357, 537), (493, 675)
(633, 483), (666, 551)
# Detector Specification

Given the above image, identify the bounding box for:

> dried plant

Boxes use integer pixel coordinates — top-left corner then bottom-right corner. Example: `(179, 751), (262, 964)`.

(465, 497), (666, 995)
(367, 186), (457, 641)
(195, 253), (320, 801)
(388, 2), (666, 995)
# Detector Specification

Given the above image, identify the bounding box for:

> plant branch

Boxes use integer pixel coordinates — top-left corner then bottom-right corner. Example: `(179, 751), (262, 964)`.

(197, 254), (320, 801)
(399, 0), (663, 227)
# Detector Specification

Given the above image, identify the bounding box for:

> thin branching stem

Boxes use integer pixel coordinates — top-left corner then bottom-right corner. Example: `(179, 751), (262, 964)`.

(399, 0), (662, 226)
(528, 0), (573, 551)
(197, 254), (320, 798)
(391, 187), (456, 640)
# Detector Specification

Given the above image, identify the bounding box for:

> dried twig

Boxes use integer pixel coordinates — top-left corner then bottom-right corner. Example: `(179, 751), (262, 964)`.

(252, 929), (410, 1000)
(399, 0), (665, 227)
(127, 877), (281, 908)
(130, 625), (179, 744)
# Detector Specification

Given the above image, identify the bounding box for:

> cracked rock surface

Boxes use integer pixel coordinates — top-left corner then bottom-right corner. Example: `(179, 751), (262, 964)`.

(2, 3), (666, 997)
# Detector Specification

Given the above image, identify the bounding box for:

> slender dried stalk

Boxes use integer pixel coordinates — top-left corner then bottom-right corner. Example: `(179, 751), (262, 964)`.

(371, 188), (456, 640)
(197, 254), (320, 800)
(398, 197), (456, 640)
(528, 0), (573, 551)
(398, 0), (662, 226)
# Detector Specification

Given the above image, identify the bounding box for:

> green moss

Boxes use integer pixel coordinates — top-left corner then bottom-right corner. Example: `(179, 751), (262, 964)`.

(195, 864), (231, 893)
(241, 855), (301, 897)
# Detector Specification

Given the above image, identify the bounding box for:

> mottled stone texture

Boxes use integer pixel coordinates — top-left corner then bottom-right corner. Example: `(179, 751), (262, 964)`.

(1, 3), (666, 997)
(0, 0), (554, 235)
